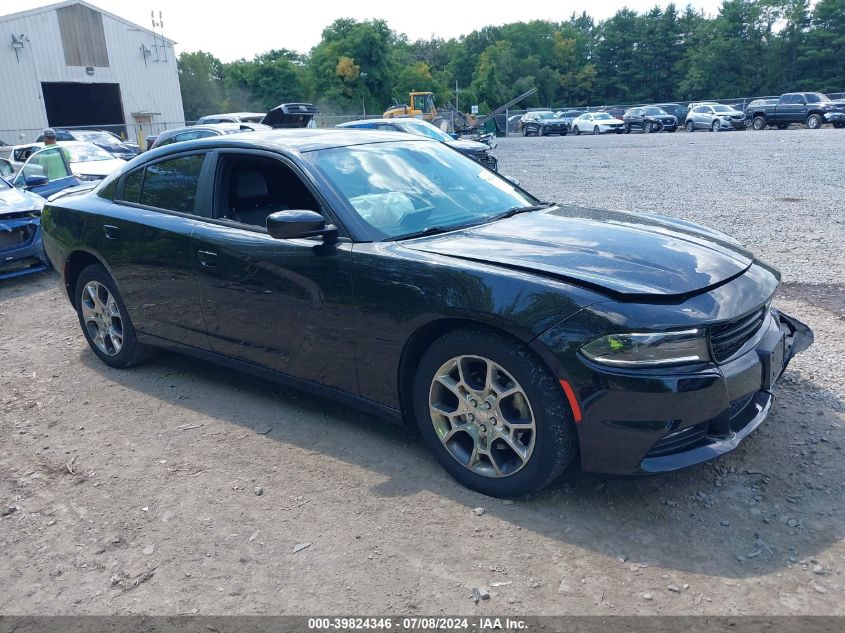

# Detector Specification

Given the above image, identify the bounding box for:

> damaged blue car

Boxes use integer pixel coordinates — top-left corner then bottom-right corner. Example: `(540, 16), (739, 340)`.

(0, 174), (50, 279)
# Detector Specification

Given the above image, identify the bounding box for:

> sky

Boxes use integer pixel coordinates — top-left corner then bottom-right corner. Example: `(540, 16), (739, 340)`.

(3, 0), (725, 62)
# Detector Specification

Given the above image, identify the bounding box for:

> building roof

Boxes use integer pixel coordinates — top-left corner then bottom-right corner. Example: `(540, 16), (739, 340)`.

(0, 0), (176, 44)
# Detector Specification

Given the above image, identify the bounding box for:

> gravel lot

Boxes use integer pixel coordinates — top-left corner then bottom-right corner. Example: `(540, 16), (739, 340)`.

(1, 128), (843, 616)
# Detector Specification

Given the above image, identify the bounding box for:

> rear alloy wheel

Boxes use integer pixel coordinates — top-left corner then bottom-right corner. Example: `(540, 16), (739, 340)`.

(686, 120), (695, 133)
(75, 264), (152, 368)
(711, 119), (720, 132)
(413, 329), (577, 498)
(806, 114), (823, 129)
(752, 116), (767, 130)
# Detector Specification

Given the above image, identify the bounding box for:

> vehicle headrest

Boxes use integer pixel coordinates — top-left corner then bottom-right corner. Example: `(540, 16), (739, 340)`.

(235, 170), (268, 200)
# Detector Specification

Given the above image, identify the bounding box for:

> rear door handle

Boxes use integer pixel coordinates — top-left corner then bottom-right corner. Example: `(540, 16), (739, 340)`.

(197, 250), (218, 268)
(103, 224), (119, 240)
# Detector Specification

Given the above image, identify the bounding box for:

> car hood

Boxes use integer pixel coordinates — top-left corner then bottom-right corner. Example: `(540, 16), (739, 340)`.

(401, 205), (756, 299)
(447, 139), (491, 153)
(70, 158), (125, 177)
(0, 187), (45, 216)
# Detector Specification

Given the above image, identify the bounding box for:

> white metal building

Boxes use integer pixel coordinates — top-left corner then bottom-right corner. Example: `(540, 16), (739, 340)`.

(0, 0), (184, 146)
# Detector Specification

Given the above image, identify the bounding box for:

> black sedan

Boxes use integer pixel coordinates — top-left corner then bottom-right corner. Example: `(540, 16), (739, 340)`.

(40, 130), (812, 498)
(520, 111), (568, 136)
(623, 106), (678, 133)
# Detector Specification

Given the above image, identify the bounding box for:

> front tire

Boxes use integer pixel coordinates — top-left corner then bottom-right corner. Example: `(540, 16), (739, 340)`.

(75, 264), (152, 369)
(643, 121), (652, 134)
(624, 123), (631, 134)
(412, 329), (578, 498)
(593, 125), (600, 135)
(752, 116), (767, 130)
(711, 119), (720, 132)
(685, 120), (695, 133)
(573, 126), (580, 136)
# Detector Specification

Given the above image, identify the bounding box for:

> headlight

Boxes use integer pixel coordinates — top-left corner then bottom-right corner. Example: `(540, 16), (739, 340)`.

(581, 329), (711, 367)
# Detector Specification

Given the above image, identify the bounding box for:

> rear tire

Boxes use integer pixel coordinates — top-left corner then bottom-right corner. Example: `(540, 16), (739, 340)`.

(806, 114), (823, 129)
(412, 328), (578, 498)
(75, 264), (153, 369)
(752, 116), (767, 130)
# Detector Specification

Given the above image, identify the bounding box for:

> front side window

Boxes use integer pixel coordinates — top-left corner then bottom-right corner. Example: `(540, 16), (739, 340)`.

(308, 141), (535, 239)
(139, 154), (205, 213)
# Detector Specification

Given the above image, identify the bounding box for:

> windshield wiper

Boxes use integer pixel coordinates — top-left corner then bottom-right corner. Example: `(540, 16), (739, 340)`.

(393, 225), (452, 241)
(489, 202), (554, 222)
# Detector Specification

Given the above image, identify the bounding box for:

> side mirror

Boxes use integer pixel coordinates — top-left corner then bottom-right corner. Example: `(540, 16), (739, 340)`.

(25, 175), (50, 188)
(266, 210), (336, 241)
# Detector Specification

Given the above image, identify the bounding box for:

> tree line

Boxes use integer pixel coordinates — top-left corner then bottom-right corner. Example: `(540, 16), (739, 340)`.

(177, 0), (845, 120)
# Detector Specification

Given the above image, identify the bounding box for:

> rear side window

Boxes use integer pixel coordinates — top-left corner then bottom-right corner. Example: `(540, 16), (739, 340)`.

(139, 155), (205, 213)
(122, 168), (143, 203)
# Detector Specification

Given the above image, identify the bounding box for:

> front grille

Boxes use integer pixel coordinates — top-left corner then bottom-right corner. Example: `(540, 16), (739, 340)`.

(0, 225), (34, 251)
(710, 308), (766, 363)
(646, 423), (709, 457)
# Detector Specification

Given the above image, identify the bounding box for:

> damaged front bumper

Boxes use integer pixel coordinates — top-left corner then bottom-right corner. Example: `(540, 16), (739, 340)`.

(0, 213), (49, 280)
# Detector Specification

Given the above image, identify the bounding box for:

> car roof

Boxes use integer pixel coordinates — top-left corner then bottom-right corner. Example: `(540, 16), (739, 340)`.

(143, 128), (429, 159)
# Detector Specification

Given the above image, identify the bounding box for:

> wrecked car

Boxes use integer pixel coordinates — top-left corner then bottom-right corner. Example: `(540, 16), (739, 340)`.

(41, 129), (813, 498)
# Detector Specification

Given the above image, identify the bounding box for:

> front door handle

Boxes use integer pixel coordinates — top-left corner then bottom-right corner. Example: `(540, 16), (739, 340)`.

(103, 224), (119, 240)
(197, 250), (218, 268)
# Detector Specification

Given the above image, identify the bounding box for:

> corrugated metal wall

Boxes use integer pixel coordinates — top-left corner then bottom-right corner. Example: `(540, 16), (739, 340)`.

(57, 4), (109, 67)
(0, 2), (184, 145)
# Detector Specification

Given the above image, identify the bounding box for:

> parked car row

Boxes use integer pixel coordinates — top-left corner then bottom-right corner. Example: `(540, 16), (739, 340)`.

(516, 91), (844, 138)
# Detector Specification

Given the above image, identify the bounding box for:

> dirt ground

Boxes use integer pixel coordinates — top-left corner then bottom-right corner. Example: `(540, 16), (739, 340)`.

(1, 134), (843, 616)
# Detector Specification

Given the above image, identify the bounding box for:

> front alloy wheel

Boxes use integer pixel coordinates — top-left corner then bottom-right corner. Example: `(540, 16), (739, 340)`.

(413, 328), (578, 497)
(429, 355), (536, 478)
(686, 120), (695, 132)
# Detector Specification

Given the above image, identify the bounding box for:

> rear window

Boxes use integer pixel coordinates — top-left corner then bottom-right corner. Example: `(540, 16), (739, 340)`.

(138, 155), (205, 213)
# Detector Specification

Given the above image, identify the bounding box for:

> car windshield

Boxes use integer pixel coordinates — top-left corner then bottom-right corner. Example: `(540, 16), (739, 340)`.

(712, 105), (733, 113)
(308, 141), (536, 240)
(594, 113), (613, 120)
(537, 112), (556, 119)
(644, 107), (668, 116)
(72, 130), (125, 151)
(64, 144), (115, 162)
(394, 121), (451, 142)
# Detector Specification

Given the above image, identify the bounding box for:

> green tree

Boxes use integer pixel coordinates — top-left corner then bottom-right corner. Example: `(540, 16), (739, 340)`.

(177, 51), (224, 121)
